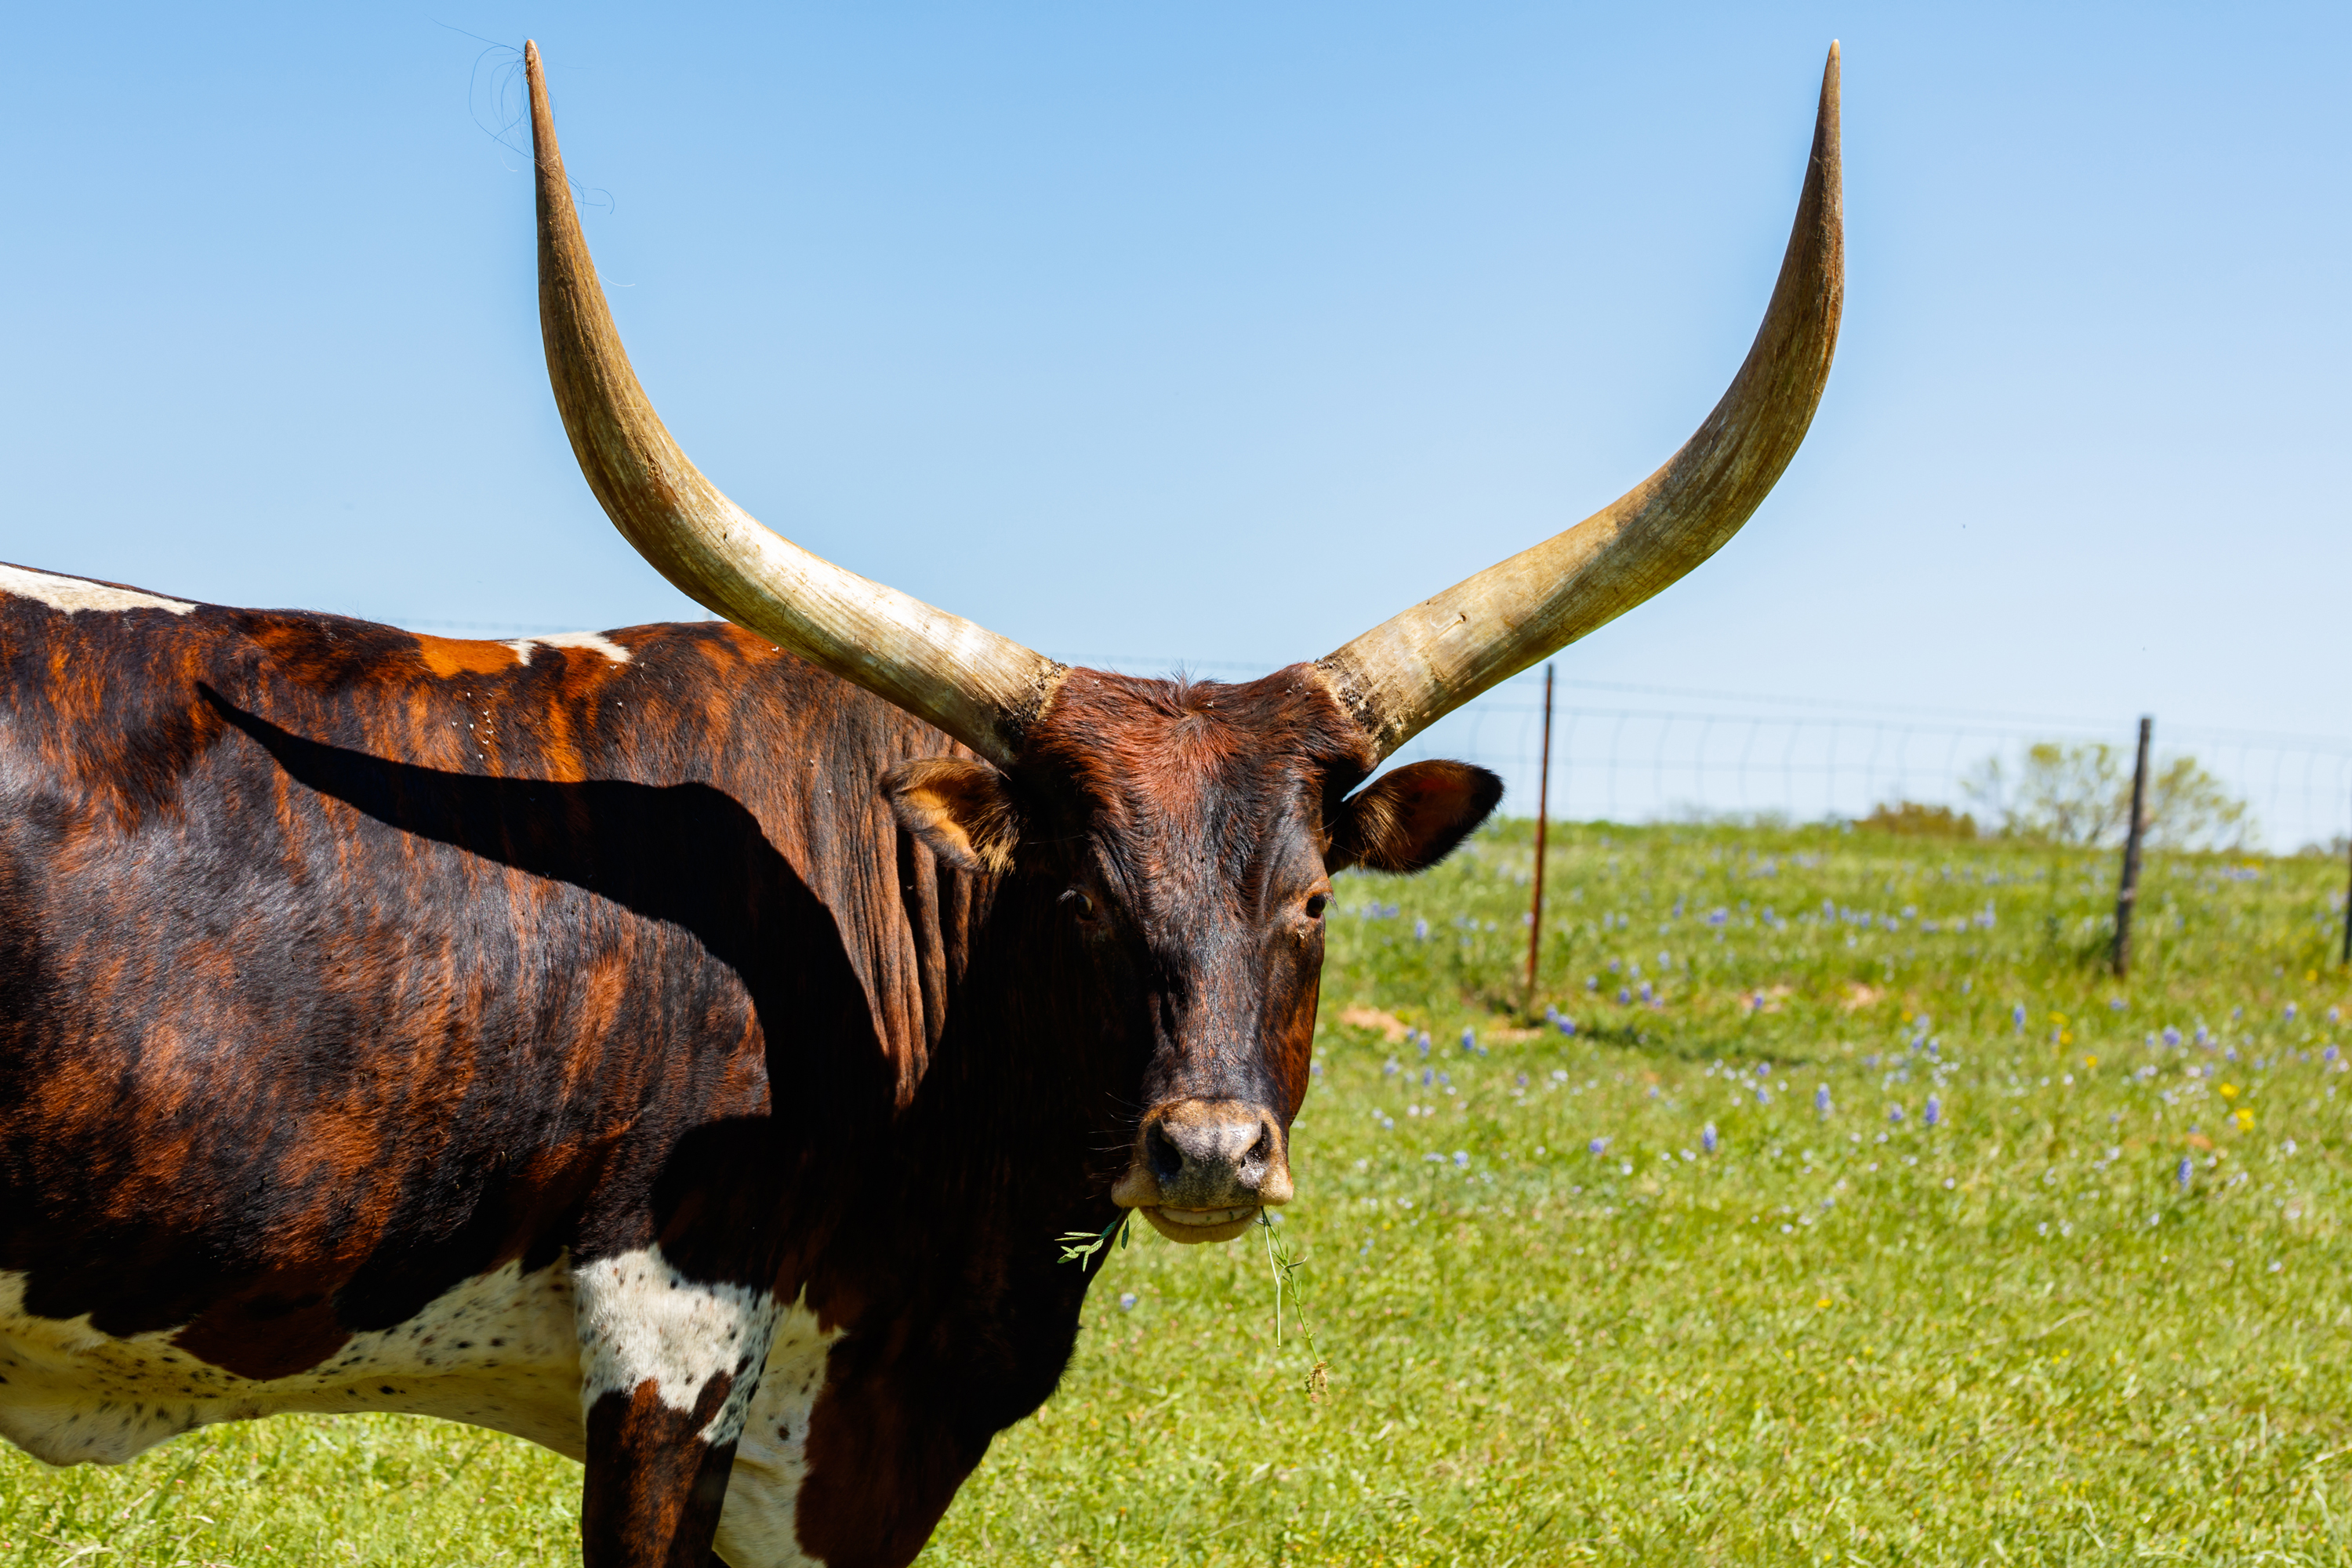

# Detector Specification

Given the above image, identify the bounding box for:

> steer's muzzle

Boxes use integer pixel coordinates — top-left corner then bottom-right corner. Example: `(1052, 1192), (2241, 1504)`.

(1111, 1098), (1293, 1243)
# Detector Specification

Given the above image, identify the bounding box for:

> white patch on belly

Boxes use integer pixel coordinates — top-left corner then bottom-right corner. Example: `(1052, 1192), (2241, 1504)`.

(505, 631), (632, 666)
(0, 563), (194, 616)
(572, 1247), (779, 1446)
(712, 1295), (842, 1568)
(0, 1260), (586, 1467)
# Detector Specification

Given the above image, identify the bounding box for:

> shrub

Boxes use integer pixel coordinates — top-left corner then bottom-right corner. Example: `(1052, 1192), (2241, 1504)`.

(1857, 800), (1978, 838)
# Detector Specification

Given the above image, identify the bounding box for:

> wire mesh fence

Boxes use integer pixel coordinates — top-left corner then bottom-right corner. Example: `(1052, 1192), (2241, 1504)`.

(1062, 653), (2352, 855)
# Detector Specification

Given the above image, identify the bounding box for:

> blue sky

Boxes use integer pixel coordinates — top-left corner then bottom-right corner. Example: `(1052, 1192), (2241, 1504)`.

(4, 5), (2345, 817)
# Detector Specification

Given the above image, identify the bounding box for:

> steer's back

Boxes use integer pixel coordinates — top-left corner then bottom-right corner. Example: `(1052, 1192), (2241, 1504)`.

(0, 564), (938, 1467)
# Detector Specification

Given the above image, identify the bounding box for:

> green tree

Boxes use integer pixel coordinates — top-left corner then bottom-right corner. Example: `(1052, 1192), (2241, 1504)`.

(1962, 742), (2252, 851)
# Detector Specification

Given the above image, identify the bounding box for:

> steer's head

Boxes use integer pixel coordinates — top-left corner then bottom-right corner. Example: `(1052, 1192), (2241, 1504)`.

(517, 42), (1843, 1240)
(884, 669), (1501, 1242)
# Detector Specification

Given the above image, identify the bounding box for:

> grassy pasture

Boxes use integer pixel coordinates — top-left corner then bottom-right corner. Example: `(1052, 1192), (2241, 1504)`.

(6, 821), (2352, 1565)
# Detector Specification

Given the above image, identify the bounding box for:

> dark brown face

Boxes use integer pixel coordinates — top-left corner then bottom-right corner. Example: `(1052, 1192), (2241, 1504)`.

(886, 666), (1500, 1245)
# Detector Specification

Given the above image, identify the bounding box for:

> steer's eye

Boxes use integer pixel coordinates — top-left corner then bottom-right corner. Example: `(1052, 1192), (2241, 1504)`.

(1060, 887), (1097, 921)
(1304, 893), (1330, 920)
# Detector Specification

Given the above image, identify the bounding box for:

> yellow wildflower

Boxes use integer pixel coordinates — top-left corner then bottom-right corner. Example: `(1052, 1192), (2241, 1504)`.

(2234, 1109), (2255, 1131)
(2220, 1083), (2238, 1098)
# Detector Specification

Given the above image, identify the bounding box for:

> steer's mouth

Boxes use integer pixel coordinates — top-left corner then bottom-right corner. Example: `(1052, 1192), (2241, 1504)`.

(1112, 1098), (1292, 1246)
(1133, 1203), (1261, 1244)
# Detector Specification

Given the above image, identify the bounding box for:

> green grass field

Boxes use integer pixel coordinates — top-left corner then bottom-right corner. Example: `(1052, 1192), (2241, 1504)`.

(7, 820), (2352, 1565)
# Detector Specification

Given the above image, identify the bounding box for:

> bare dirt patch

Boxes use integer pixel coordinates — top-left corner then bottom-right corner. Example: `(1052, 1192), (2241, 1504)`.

(1338, 1005), (1413, 1043)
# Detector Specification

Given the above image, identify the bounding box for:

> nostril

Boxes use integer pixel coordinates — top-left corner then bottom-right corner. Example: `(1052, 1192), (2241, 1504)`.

(1246, 1123), (1275, 1167)
(1145, 1123), (1185, 1183)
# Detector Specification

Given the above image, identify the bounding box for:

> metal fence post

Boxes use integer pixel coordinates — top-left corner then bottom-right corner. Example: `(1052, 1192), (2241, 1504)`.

(1524, 665), (1554, 1006)
(2113, 716), (2152, 978)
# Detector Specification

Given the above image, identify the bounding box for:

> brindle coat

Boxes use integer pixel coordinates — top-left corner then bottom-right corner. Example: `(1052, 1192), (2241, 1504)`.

(0, 572), (1496, 1566)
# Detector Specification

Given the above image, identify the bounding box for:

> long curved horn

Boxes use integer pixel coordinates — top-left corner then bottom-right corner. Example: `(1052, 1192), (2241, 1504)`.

(524, 43), (1063, 768)
(1316, 44), (1844, 762)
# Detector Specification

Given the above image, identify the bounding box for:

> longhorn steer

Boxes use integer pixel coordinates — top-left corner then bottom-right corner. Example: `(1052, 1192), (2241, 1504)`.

(0, 42), (1842, 1568)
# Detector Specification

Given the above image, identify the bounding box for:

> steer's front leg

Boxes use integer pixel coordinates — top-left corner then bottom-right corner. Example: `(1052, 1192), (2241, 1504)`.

(573, 1248), (783, 1568)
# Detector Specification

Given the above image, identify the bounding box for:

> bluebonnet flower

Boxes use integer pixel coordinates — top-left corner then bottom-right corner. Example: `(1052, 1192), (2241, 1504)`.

(2110, 997), (2125, 1011)
(2196, 1025), (2211, 1047)
(1418, 1032), (1432, 1058)
(1755, 1087), (1770, 1106)
(1461, 1027), (1477, 1054)
(1924, 1095), (1941, 1127)
(2285, 1003), (2299, 1022)
(1544, 1005), (1559, 1025)
(1814, 1084), (1832, 1116)
(1589, 1137), (1610, 1156)
(1702, 1123), (1719, 1155)
(2177, 1156), (2193, 1190)
(2013, 1002), (2027, 1034)
(1639, 982), (1655, 1004)
(1118, 1292), (1138, 1310)
(1452, 1151), (1470, 1168)
(1384, 1058), (1399, 1076)
(2163, 1026), (2181, 1047)
(2330, 1006), (2343, 1025)
(1586, 976), (1599, 992)
(1414, 917), (1428, 940)
(1755, 1062), (1773, 1080)
(1421, 1067), (1432, 1087)
(2326, 1045), (2340, 1063)
(1888, 1104), (1904, 1123)
(1559, 1017), (1577, 1036)
(1617, 988), (1631, 1006)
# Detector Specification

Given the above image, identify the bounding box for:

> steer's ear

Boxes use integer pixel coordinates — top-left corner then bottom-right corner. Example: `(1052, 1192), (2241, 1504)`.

(1327, 760), (1503, 874)
(883, 757), (1024, 874)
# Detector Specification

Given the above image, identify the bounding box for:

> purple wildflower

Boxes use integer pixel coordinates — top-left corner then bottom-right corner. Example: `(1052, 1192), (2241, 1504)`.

(1702, 1123), (1719, 1155)
(1924, 1095), (1941, 1127)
